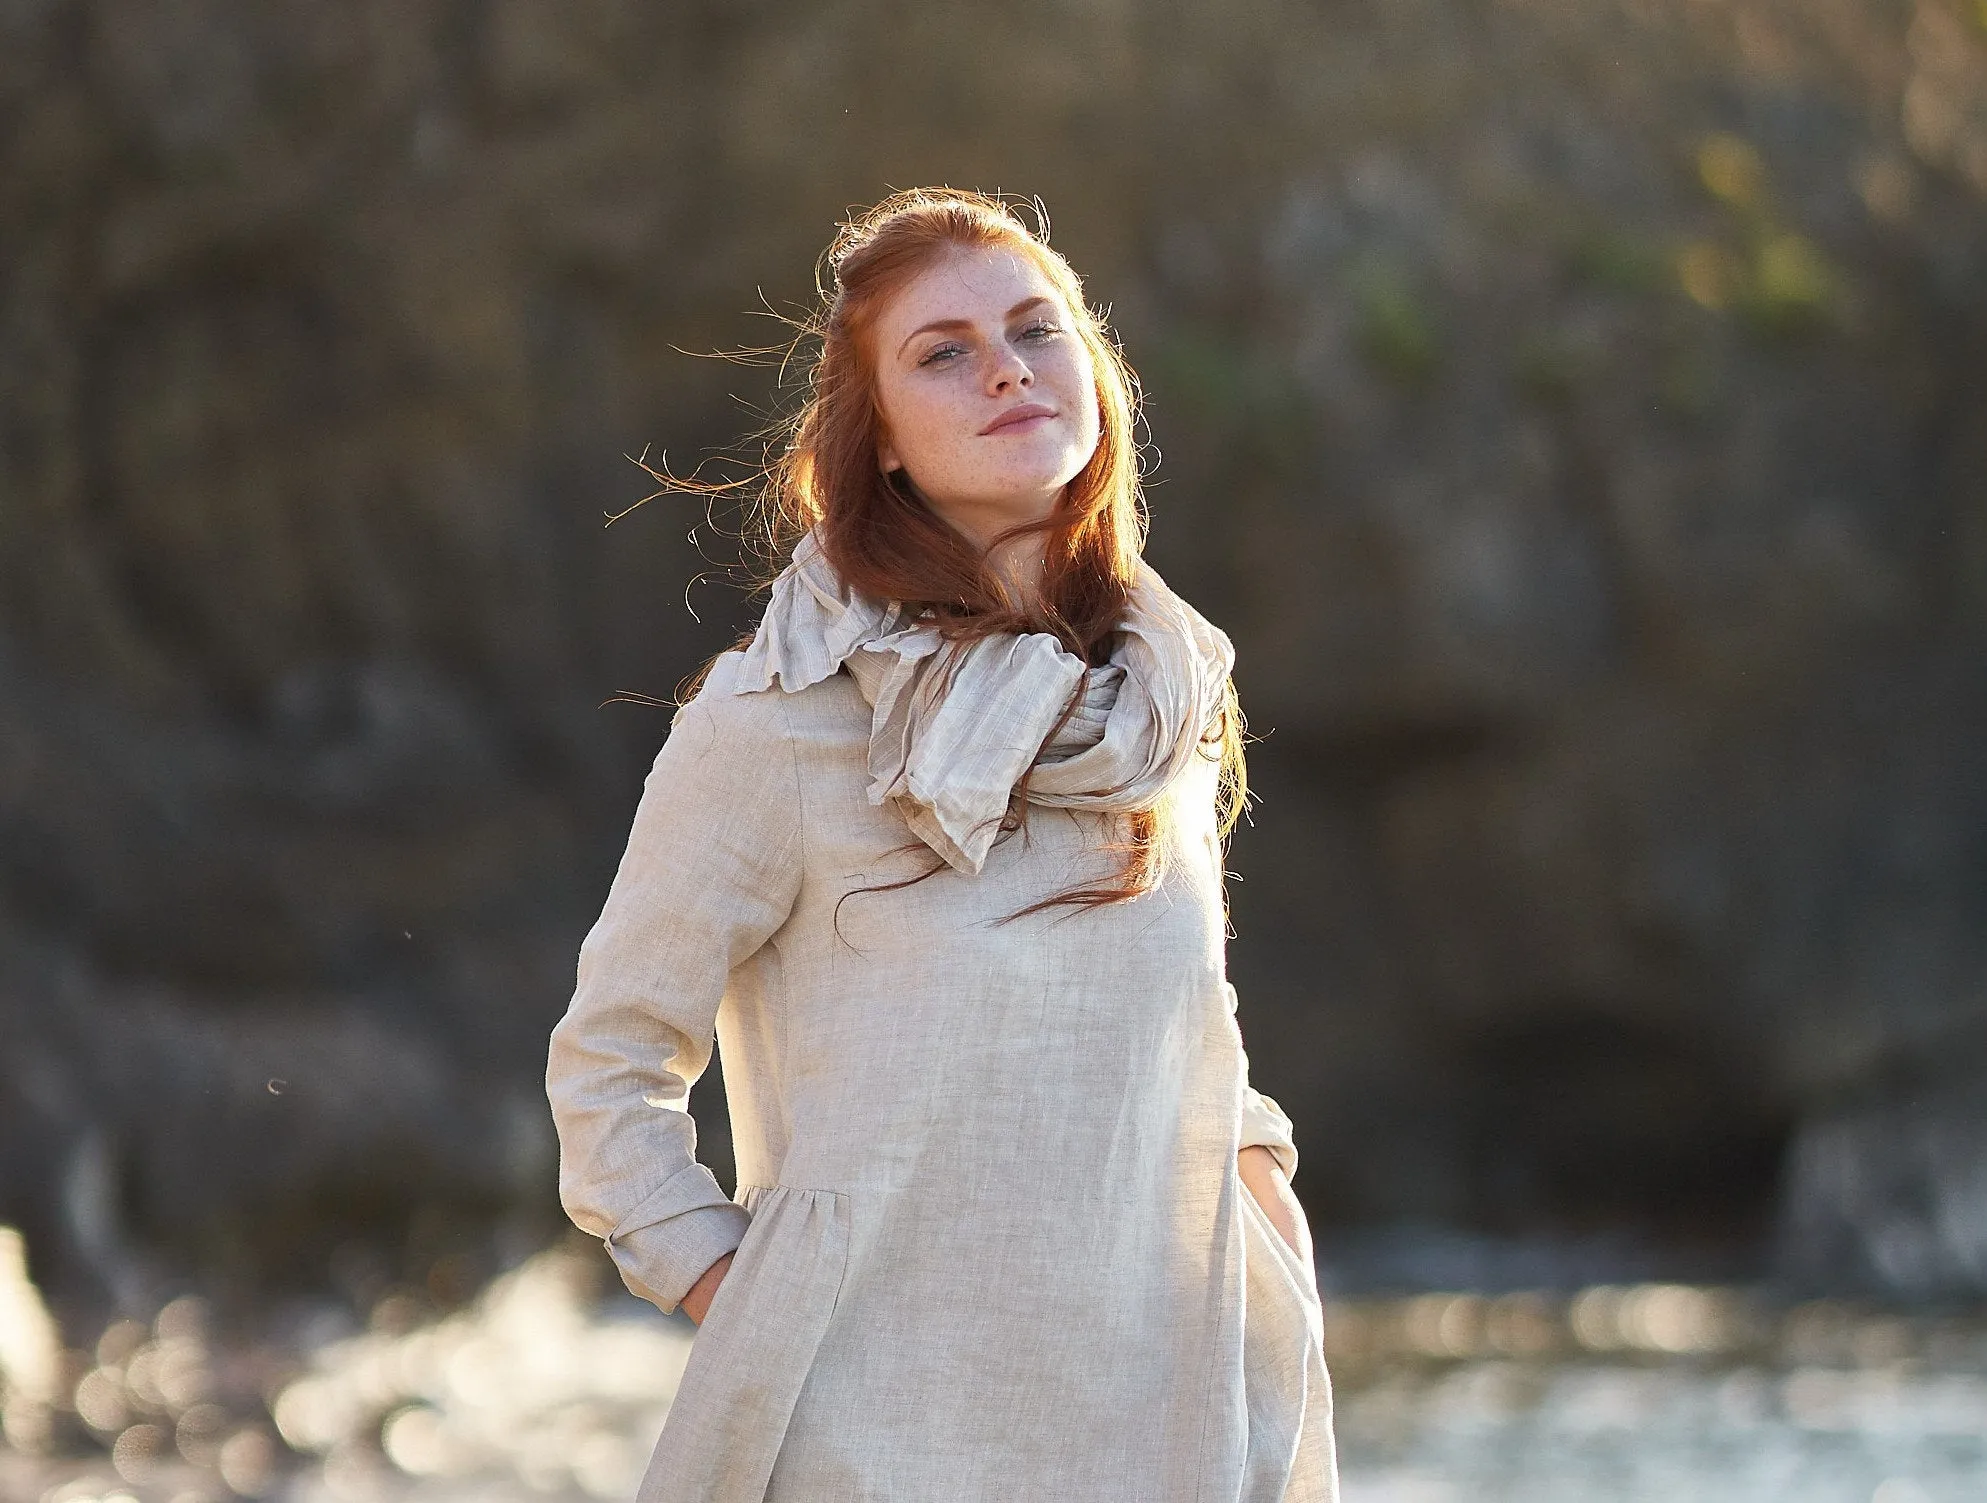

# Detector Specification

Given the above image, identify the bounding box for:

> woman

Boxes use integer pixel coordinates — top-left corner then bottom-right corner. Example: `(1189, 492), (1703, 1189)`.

(546, 188), (1338, 1502)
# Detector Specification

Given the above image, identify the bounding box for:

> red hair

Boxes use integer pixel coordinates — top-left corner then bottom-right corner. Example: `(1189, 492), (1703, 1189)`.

(666, 188), (1246, 913)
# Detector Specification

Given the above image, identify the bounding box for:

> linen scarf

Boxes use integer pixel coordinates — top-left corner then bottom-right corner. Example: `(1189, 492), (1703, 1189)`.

(733, 526), (1235, 874)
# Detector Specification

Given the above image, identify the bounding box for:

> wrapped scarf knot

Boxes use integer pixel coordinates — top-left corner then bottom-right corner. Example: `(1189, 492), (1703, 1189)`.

(733, 527), (1234, 874)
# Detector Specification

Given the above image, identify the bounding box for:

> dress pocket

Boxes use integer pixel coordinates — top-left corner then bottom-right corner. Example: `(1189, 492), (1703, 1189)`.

(1236, 1180), (1339, 1502)
(1239, 1181), (1323, 1329)
(636, 1184), (851, 1503)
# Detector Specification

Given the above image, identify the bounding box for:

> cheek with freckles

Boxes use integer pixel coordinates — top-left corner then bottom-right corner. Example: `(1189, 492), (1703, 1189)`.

(879, 359), (1101, 508)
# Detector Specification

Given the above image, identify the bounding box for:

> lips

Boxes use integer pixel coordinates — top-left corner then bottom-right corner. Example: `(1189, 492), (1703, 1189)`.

(979, 403), (1058, 435)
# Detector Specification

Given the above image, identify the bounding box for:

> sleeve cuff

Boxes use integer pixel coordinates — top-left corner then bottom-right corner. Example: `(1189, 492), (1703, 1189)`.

(603, 1162), (752, 1314)
(1240, 1086), (1300, 1184)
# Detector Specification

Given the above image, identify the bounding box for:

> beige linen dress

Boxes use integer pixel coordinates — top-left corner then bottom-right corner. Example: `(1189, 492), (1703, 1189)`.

(545, 644), (1339, 1502)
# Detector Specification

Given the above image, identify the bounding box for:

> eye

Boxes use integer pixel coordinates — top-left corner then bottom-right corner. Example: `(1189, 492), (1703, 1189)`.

(1019, 320), (1062, 341)
(916, 342), (966, 367)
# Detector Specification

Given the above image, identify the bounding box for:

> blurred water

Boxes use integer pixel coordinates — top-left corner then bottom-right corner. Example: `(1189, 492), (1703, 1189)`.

(1328, 1288), (1987, 1503)
(3, 1233), (1984, 1502)
(1336, 1361), (1987, 1502)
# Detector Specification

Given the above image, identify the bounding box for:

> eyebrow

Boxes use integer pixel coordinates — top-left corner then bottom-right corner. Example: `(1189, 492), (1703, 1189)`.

(896, 296), (1056, 359)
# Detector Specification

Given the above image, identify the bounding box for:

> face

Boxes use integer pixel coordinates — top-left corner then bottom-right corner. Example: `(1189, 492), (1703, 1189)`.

(868, 243), (1102, 544)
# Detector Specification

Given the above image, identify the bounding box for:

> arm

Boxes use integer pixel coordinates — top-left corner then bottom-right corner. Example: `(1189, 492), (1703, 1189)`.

(545, 663), (801, 1317)
(1226, 982), (1314, 1265)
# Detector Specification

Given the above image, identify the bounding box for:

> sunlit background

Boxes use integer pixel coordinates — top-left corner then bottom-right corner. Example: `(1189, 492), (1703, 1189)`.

(3, 1), (1985, 1499)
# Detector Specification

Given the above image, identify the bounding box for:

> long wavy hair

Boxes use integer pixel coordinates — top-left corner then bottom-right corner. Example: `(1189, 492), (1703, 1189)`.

(666, 187), (1246, 915)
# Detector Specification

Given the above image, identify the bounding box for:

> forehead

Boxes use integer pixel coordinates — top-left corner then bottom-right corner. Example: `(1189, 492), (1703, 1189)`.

(873, 244), (1066, 340)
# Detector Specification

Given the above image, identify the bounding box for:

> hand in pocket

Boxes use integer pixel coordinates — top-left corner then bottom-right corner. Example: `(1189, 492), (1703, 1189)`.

(1239, 1144), (1312, 1267)
(681, 1251), (734, 1326)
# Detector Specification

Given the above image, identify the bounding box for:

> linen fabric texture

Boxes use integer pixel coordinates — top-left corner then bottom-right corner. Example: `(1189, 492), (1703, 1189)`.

(545, 535), (1339, 1502)
(735, 526), (1239, 877)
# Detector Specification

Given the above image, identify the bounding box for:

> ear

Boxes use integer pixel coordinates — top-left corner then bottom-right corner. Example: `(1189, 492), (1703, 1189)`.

(877, 434), (902, 475)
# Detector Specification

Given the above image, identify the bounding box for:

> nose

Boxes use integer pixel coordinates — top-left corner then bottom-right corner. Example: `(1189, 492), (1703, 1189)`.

(987, 342), (1032, 393)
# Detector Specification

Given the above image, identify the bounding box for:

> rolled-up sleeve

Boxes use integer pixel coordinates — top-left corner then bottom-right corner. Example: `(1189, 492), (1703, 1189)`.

(1224, 981), (1301, 1183)
(545, 661), (802, 1314)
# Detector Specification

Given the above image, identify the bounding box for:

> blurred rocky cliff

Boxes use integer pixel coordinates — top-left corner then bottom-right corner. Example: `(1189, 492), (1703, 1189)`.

(2, 0), (1984, 1314)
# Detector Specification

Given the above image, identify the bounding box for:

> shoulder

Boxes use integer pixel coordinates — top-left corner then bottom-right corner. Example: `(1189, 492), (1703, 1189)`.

(680, 648), (766, 708)
(666, 650), (792, 754)
(665, 651), (873, 811)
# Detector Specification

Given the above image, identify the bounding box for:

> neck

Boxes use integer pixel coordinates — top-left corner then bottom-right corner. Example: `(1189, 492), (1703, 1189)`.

(984, 529), (1048, 613)
(916, 486), (1058, 615)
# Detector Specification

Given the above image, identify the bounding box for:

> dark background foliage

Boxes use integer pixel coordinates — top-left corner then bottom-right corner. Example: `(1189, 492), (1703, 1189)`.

(3, 0), (1984, 1320)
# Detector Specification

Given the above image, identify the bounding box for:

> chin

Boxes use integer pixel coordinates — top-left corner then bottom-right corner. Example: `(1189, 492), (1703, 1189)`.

(976, 473), (1082, 513)
(995, 452), (1091, 500)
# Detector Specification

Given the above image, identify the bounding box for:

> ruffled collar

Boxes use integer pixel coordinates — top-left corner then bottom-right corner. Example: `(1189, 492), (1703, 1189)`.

(734, 527), (1233, 874)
